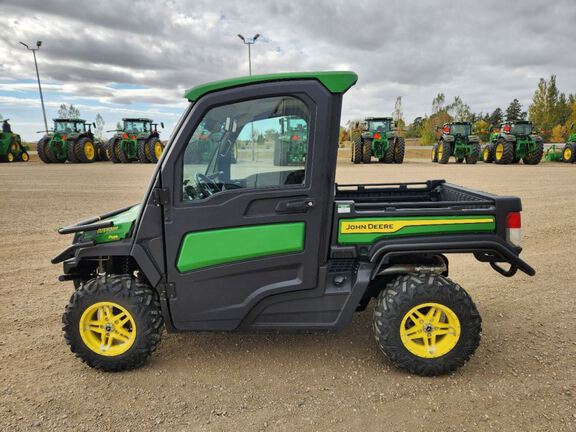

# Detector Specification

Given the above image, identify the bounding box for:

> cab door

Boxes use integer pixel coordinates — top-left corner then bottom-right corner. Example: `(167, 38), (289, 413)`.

(159, 81), (338, 330)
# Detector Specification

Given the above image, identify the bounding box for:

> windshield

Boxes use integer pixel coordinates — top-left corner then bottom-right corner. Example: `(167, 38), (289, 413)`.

(182, 96), (310, 201)
(509, 123), (532, 135)
(54, 122), (81, 133)
(450, 124), (471, 136)
(124, 121), (150, 132)
(368, 120), (391, 133)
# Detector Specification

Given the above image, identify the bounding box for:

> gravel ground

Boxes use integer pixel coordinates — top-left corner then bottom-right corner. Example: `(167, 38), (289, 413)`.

(0, 158), (575, 432)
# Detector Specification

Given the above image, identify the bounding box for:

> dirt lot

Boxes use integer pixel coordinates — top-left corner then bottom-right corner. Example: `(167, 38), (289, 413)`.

(1, 158), (575, 432)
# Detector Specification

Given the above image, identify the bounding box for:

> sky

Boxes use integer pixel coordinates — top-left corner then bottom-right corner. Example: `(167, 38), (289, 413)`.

(0, 0), (575, 141)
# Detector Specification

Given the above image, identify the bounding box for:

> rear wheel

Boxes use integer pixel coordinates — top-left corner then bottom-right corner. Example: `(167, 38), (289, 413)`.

(494, 139), (514, 164)
(483, 144), (494, 163)
(352, 136), (362, 164)
(118, 142), (131, 163)
(383, 139), (395, 163)
(394, 137), (405, 163)
(438, 140), (451, 164)
(107, 137), (121, 163)
(37, 136), (51, 163)
(145, 137), (164, 163)
(465, 143), (480, 164)
(137, 140), (150, 163)
(62, 275), (164, 372)
(362, 139), (372, 164)
(20, 151), (29, 162)
(75, 137), (96, 163)
(523, 141), (543, 165)
(563, 143), (576, 163)
(431, 144), (438, 162)
(373, 273), (481, 376)
(67, 139), (80, 163)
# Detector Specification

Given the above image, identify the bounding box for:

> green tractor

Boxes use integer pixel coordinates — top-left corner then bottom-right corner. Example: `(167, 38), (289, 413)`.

(431, 122), (480, 164)
(37, 119), (102, 164)
(0, 119), (29, 162)
(107, 118), (164, 164)
(351, 117), (404, 164)
(184, 127), (218, 164)
(482, 120), (543, 165)
(273, 116), (308, 166)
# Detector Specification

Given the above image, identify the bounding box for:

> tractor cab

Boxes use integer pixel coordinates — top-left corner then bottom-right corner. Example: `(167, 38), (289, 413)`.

(54, 119), (87, 134)
(501, 121), (533, 137)
(365, 117), (393, 134)
(444, 122), (472, 137)
(123, 118), (153, 134)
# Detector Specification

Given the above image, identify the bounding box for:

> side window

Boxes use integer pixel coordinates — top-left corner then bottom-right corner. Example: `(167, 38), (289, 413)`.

(182, 96), (310, 201)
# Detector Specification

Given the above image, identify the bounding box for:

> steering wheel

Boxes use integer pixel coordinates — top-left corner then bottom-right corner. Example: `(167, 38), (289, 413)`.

(195, 173), (221, 197)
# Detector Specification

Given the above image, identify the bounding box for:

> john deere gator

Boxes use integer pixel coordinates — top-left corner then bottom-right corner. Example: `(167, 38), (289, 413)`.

(0, 119), (29, 162)
(273, 116), (308, 166)
(482, 121), (543, 165)
(107, 118), (164, 164)
(37, 118), (101, 164)
(352, 117), (404, 164)
(431, 122), (480, 164)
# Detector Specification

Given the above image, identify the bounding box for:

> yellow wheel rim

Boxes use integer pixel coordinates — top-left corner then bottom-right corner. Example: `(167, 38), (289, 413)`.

(21, 152), (29, 162)
(7, 153), (14, 162)
(79, 301), (137, 356)
(400, 302), (461, 358)
(431, 148), (435, 160)
(564, 147), (572, 161)
(437, 144), (444, 160)
(154, 141), (163, 159)
(84, 141), (95, 160)
(495, 143), (504, 160)
(483, 147), (489, 160)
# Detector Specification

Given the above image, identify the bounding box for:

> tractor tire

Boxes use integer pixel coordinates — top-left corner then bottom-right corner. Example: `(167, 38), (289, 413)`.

(362, 139), (372, 164)
(97, 141), (108, 162)
(482, 144), (494, 163)
(74, 137), (97, 163)
(383, 140), (395, 163)
(37, 137), (51, 163)
(523, 141), (544, 165)
(465, 143), (480, 164)
(20, 151), (30, 162)
(373, 273), (481, 376)
(137, 140), (151, 163)
(438, 140), (451, 164)
(62, 275), (163, 372)
(107, 137), (122, 164)
(67, 139), (80, 163)
(118, 143), (131, 163)
(394, 137), (405, 164)
(562, 143), (576, 163)
(494, 139), (514, 164)
(352, 136), (362, 164)
(431, 144), (438, 162)
(145, 137), (163, 163)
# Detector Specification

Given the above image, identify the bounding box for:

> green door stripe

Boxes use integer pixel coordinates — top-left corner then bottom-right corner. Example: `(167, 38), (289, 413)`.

(177, 222), (305, 272)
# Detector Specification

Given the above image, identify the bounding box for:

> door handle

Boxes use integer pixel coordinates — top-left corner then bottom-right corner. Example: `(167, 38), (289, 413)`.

(275, 199), (316, 214)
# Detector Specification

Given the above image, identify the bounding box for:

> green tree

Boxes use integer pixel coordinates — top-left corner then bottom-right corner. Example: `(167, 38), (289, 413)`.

(448, 96), (472, 122)
(473, 119), (490, 142)
(405, 117), (424, 138)
(505, 99), (523, 121)
(57, 104), (81, 119)
(432, 93), (446, 114)
(487, 108), (503, 128)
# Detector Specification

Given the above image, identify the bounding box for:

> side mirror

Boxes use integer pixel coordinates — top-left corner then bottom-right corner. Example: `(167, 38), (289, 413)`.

(92, 122), (96, 128)
(161, 122), (165, 129)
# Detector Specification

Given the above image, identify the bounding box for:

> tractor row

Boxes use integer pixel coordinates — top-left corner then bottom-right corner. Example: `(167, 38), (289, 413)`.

(37, 118), (165, 164)
(351, 117), (405, 164)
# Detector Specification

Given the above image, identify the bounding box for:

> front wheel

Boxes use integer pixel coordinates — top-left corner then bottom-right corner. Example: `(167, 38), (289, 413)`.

(362, 139), (372, 164)
(373, 273), (481, 376)
(145, 137), (164, 163)
(62, 275), (164, 371)
(563, 143), (576, 163)
(438, 140), (451, 164)
(523, 141), (543, 165)
(393, 137), (405, 163)
(465, 143), (480, 164)
(431, 144), (438, 162)
(352, 137), (362, 164)
(483, 144), (494, 163)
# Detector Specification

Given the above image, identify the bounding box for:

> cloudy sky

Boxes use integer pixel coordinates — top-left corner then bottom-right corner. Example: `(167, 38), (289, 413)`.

(0, 0), (574, 140)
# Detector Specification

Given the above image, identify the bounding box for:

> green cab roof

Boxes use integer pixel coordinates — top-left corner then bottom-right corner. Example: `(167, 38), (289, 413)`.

(184, 71), (358, 102)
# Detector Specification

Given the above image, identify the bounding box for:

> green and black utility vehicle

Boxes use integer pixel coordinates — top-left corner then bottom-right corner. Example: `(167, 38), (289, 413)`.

(431, 122), (480, 164)
(107, 118), (164, 164)
(53, 71), (535, 376)
(37, 118), (101, 163)
(352, 117), (404, 164)
(482, 121), (543, 165)
(0, 119), (29, 162)
(273, 116), (308, 166)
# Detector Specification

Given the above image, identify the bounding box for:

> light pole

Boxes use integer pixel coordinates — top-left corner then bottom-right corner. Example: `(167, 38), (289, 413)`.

(237, 33), (260, 160)
(20, 40), (48, 133)
(237, 33), (260, 76)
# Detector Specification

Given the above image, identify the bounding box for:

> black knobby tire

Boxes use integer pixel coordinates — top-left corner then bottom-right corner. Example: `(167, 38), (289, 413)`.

(563, 143), (576, 163)
(118, 142), (131, 163)
(438, 140), (451, 164)
(483, 144), (494, 163)
(67, 139), (80, 163)
(495, 139), (514, 164)
(37, 136), (51, 163)
(373, 273), (482, 376)
(98, 141), (109, 161)
(62, 275), (164, 372)
(431, 144), (438, 162)
(107, 137), (121, 163)
(383, 139), (395, 163)
(352, 136), (362, 164)
(523, 140), (543, 165)
(137, 140), (150, 163)
(466, 143), (480, 164)
(393, 137), (405, 163)
(74, 137), (96, 163)
(145, 137), (163, 163)
(362, 139), (372, 164)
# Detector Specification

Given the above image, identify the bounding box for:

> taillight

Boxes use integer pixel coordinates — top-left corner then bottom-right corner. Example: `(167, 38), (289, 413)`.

(444, 126), (450, 133)
(506, 212), (522, 247)
(374, 132), (381, 139)
(292, 134), (299, 141)
(132, 135), (137, 140)
(123, 133), (128, 139)
(504, 125), (511, 133)
(62, 134), (67, 140)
